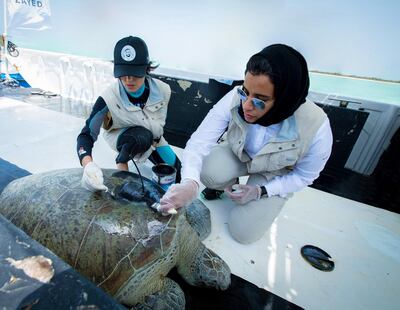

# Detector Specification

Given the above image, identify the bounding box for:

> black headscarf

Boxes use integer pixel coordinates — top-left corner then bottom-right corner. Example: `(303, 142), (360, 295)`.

(238, 44), (310, 126)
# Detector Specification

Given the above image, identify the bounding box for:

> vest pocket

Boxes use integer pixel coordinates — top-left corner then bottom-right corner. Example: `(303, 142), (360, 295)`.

(249, 148), (298, 173)
(146, 102), (164, 112)
(145, 104), (166, 121)
(267, 149), (298, 171)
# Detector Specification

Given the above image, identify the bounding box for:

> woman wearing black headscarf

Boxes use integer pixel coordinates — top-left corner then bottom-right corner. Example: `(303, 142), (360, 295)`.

(159, 44), (333, 244)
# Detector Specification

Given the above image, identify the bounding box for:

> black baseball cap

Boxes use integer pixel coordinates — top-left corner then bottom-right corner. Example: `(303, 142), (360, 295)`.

(113, 36), (150, 78)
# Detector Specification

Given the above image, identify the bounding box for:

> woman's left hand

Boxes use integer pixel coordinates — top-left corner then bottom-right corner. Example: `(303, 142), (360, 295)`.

(224, 184), (261, 205)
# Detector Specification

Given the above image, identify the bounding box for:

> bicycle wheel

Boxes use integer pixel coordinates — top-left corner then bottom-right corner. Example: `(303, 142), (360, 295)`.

(7, 42), (19, 57)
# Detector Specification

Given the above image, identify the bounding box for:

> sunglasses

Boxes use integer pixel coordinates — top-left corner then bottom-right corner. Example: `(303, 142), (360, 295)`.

(237, 87), (269, 110)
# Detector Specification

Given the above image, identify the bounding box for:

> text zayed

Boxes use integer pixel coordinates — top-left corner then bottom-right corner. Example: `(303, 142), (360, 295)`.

(14, 0), (43, 7)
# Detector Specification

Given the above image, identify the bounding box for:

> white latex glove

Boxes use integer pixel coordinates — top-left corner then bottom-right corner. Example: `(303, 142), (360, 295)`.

(81, 162), (108, 192)
(158, 179), (199, 215)
(224, 184), (261, 205)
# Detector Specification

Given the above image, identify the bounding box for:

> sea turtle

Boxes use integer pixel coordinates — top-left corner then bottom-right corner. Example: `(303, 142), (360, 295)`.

(0, 168), (230, 309)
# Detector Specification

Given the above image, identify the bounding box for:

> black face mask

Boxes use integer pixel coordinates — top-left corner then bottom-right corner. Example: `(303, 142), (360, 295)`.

(238, 44), (310, 127)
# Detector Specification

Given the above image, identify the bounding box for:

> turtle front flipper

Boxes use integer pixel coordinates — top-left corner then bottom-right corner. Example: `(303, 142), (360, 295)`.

(129, 278), (185, 310)
(185, 199), (211, 241)
(177, 220), (231, 290)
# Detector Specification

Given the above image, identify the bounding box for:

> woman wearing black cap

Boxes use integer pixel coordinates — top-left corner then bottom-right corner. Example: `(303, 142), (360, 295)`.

(159, 44), (333, 244)
(77, 36), (181, 192)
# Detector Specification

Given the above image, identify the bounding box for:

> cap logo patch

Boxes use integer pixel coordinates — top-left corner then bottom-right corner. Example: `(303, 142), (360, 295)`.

(78, 147), (87, 156)
(121, 45), (136, 61)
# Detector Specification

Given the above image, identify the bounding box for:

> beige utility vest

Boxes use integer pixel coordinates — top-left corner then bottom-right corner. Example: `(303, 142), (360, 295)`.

(101, 77), (171, 142)
(226, 90), (327, 180)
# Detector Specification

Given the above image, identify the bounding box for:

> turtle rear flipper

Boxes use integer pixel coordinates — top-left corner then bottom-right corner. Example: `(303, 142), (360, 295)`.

(129, 278), (185, 310)
(178, 245), (231, 290)
(177, 219), (231, 290)
(177, 222), (231, 290)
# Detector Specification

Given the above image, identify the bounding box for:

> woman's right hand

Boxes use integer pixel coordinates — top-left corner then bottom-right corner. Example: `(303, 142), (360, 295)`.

(159, 179), (199, 215)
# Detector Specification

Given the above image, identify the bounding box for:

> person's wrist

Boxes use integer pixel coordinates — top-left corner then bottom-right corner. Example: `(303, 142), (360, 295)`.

(183, 178), (199, 189)
(81, 156), (92, 167)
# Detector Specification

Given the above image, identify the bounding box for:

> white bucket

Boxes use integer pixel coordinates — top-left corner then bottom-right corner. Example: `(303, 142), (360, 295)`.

(152, 164), (177, 190)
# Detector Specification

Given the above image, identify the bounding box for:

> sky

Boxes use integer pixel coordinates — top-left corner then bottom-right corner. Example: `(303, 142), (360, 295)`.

(1, 0), (400, 81)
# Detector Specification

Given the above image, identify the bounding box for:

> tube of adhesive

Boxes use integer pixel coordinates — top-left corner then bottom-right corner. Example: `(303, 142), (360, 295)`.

(105, 188), (116, 199)
(150, 202), (177, 215)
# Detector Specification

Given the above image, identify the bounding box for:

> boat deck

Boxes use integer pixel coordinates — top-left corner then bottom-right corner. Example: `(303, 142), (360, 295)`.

(0, 94), (399, 310)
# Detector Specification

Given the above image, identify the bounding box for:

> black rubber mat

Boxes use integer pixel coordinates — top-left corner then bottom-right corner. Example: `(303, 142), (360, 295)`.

(0, 215), (125, 310)
(0, 158), (31, 194)
(168, 268), (302, 310)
